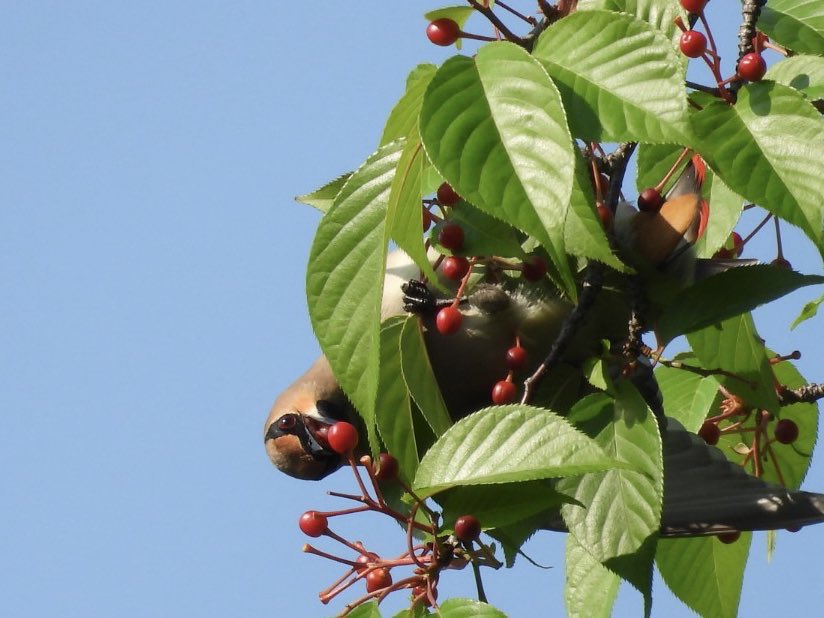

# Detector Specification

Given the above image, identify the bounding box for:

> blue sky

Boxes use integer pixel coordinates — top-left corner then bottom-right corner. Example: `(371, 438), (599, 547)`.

(2, 2), (823, 617)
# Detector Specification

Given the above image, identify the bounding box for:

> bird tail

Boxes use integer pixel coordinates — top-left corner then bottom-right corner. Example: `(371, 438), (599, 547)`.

(660, 418), (824, 537)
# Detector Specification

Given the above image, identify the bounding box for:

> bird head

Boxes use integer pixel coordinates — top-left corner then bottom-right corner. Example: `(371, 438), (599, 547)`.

(263, 356), (355, 480)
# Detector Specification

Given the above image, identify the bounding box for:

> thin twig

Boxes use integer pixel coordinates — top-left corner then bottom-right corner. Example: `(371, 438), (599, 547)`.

(467, 0), (527, 48)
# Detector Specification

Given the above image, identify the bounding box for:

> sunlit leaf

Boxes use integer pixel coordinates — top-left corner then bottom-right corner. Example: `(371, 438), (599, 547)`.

(307, 141), (404, 451)
(296, 172), (352, 213)
(533, 10), (690, 143)
(765, 55), (824, 101)
(791, 291), (824, 329)
(691, 82), (824, 254)
(413, 405), (625, 495)
(420, 42), (578, 296)
(565, 533), (620, 618)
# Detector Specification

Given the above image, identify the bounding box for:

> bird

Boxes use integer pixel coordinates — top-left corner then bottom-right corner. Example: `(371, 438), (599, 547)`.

(265, 158), (824, 536)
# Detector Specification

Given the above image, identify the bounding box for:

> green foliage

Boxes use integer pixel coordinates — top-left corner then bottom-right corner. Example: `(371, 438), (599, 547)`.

(297, 5), (824, 617)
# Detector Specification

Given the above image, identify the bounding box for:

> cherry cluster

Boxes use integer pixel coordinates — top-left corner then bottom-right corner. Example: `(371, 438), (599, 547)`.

(424, 182), (551, 405)
(297, 420), (491, 614)
(696, 351), (803, 492)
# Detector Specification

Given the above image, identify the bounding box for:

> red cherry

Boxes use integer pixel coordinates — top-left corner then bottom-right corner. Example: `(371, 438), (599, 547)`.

(435, 306), (462, 335)
(506, 345), (528, 371)
(441, 256), (470, 281)
(412, 584), (437, 606)
(771, 257), (792, 270)
(355, 552), (379, 572)
(714, 231), (744, 259)
(680, 30), (707, 58)
(426, 18), (461, 47)
(327, 421), (359, 454)
(738, 52), (767, 82)
(774, 419), (799, 444)
(522, 255), (547, 281)
(637, 187), (664, 213)
(698, 421), (720, 446)
(680, 0), (708, 14)
(597, 203), (613, 230)
(492, 380), (517, 405)
(436, 182), (461, 206)
(438, 222), (465, 251)
(375, 453), (399, 481)
(718, 530), (741, 544)
(299, 511), (328, 537)
(365, 567), (393, 592)
(786, 525), (802, 533)
(454, 514), (482, 541)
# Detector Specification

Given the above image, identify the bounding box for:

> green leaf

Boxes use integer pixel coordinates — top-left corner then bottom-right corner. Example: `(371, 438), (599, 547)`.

(656, 265), (824, 343)
(376, 317), (418, 480)
(564, 150), (626, 270)
(791, 291), (824, 329)
(691, 82), (824, 254)
(399, 316), (453, 437)
(694, 172), (744, 259)
(420, 42), (578, 297)
(577, 0), (687, 42)
(759, 357), (818, 489)
(386, 137), (441, 289)
(559, 386), (663, 564)
(296, 172), (352, 213)
(565, 533), (620, 618)
(765, 55), (824, 101)
(437, 598), (507, 618)
(635, 143), (684, 195)
(656, 533), (752, 618)
(655, 355), (720, 433)
(533, 10), (690, 143)
(381, 64), (437, 147)
(760, 0), (824, 55)
(437, 481), (569, 532)
(687, 313), (778, 411)
(429, 202), (525, 259)
(348, 600), (383, 618)
(413, 405), (625, 496)
(307, 141), (404, 452)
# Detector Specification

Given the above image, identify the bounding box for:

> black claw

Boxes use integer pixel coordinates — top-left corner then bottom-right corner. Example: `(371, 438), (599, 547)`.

(402, 279), (437, 313)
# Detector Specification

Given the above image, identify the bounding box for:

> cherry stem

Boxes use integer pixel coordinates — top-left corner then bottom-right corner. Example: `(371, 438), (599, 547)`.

(742, 211), (773, 245)
(765, 440), (788, 487)
(359, 455), (388, 507)
(347, 453), (373, 504)
(468, 548), (489, 603)
(774, 216), (785, 258)
(321, 505), (372, 518)
(467, 0), (527, 48)
(495, 0), (536, 24)
(458, 31), (498, 42)
(303, 544), (360, 567)
(407, 501), (430, 570)
(324, 528), (374, 556)
(655, 147), (692, 192)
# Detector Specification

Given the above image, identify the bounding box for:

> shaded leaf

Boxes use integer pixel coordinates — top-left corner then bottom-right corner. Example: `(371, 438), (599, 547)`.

(687, 313), (778, 411)
(760, 1), (824, 55)
(791, 291), (824, 329)
(400, 316), (453, 437)
(429, 202), (525, 259)
(420, 42), (577, 296)
(656, 265), (824, 343)
(438, 481), (569, 532)
(655, 355), (720, 433)
(765, 55), (824, 101)
(376, 317), (418, 480)
(413, 405), (625, 496)
(656, 533), (752, 618)
(533, 10), (690, 143)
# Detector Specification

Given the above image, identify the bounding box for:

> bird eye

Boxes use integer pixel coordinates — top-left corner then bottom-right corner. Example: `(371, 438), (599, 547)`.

(277, 414), (298, 431)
